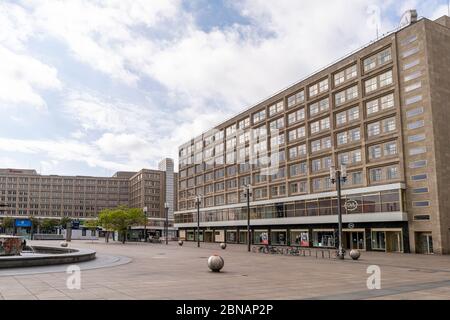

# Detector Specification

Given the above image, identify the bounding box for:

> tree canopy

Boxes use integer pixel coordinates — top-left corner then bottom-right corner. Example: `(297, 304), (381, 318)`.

(97, 206), (145, 243)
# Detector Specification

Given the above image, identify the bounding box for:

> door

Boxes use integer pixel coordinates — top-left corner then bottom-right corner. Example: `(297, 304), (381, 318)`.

(344, 231), (365, 250)
(417, 233), (434, 254)
(386, 231), (403, 252)
(204, 231), (213, 242)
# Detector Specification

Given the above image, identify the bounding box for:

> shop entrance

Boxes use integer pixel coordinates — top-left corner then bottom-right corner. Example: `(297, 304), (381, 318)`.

(416, 232), (433, 254)
(343, 230), (365, 250)
(372, 229), (403, 252)
(204, 230), (214, 243)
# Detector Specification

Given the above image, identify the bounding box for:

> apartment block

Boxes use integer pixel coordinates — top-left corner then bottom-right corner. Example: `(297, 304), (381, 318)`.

(174, 15), (450, 254)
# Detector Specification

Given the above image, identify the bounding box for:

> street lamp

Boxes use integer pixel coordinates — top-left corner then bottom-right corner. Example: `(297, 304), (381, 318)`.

(164, 202), (169, 245)
(143, 206), (148, 242)
(243, 184), (252, 252)
(195, 195), (202, 248)
(330, 164), (347, 260)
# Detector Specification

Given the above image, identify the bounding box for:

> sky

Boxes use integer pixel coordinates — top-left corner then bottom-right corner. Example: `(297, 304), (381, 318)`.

(0, 0), (448, 177)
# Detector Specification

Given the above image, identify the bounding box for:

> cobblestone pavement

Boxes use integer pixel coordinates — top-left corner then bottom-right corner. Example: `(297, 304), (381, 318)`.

(1, 240), (450, 300)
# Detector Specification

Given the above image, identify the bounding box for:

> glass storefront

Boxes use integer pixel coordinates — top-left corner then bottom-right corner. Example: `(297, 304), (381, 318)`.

(371, 229), (403, 252)
(313, 230), (336, 248)
(344, 230), (365, 250)
(175, 190), (402, 224)
(271, 230), (287, 245)
(254, 230), (269, 245)
(187, 230), (195, 241)
(290, 230), (310, 247)
(226, 230), (237, 243)
(239, 230), (248, 244)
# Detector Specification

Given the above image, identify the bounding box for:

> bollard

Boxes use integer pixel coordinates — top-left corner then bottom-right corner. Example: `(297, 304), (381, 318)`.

(207, 255), (224, 272)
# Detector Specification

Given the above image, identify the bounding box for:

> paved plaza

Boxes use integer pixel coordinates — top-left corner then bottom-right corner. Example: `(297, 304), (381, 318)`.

(1, 240), (450, 300)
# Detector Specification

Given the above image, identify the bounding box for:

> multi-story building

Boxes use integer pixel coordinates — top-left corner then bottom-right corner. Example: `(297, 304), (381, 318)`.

(174, 14), (450, 254)
(0, 158), (177, 238)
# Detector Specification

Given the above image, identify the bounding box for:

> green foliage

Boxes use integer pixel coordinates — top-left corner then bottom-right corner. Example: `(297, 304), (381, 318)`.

(83, 219), (99, 230)
(59, 216), (73, 228)
(40, 219), (59, 232)
(97, 206), (145, 243)
(2, 217), (15, 231)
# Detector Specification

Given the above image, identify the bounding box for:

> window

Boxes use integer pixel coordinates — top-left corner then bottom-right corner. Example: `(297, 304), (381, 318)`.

(365, 70), (393, 94)
(386, 166), (399, 180)
(336, 106), (359, 126)
(409, 160), (427, 169)
(238, 117), (250, 129)
(403, 59), (420, 70)
(383, 117), (396, 132)
(412, 187), (428, 194)
(310, 136), (331, 153)
(290, 181), (307, 194)
(406, 95), (422, 105)
(402, 47), (419, 58)
(336, 128), (360, 146)
(271, 184), (286, 197)
(370, 168), (383, 182)
(270, 117), (284, 131)
(401, 35), (418, 46)
(287, 90), (305, 108)
(309, 79), (328, 97)
(406, 107), (424, 118)
(338, 149), (361, 165)
(269, 101), (284, 117)
(407, 134), (425, 143)
(411, 174), (427, 181)
(288, 126), (306, 142)
(270, 134), (285, 147)
(367, 117), (396, 137)
(287, 108), (305, 125)
(364, 47), (392, 72)
(405, 82), (421, 93)
(335, 85), (358, 106)
(384, 141), (397, 156)
(310, 117), (330, 134)
(311, 156), (332, 173)
(366, 93), (395, 115)
(369, 145), (382, 159)
(289, 144), (307, 160)
(404, 71), (422, 82)
(407, 120), (424, 130)
(289, 162), (307, 177)
(409, 146), (426, 156)
(253, 109), (266, 124)
(413, 201), (430, 207)
(334, 64), (357, 86)
(309, 98), (329, 117)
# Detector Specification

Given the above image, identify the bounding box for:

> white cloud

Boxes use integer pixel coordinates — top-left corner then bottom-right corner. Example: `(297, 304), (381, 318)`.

(0, 2), (61, 110)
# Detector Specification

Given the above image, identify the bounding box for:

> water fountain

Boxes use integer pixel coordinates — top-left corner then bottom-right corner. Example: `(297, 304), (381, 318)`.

(0, 234), (96, 268)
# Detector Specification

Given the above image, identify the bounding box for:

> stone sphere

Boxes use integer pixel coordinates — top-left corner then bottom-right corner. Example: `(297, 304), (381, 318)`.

(220, 242), (227, 250)
(178, 240), (183, 246)
(207, 255), (224, 272)
(350, 249), (361, 260)
(60, 241), (68, 248)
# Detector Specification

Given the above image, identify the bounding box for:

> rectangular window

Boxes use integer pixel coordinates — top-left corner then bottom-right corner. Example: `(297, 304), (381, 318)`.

(386, 166), (399, 180)
(269, 101), (284, 117)
(409, 147), (427, 156)
(287, 90), (305, 108)
(253, 110), (266, 124)
(404, 82), (422, 93)
(412, 187), (428, 194)
(406, 95), (422, 105)
(404, 71), (422, 82)
(406, 107), (424, 118)
(403, 59), (420, 70)
(409, 160), (427, 168)
(413, 201), (430, 207)
(287, 108), (305, 125)
(402, 47), (419, 58)
(334, 64), (357, 86)
(411, 174), (427, 181)
(407, 134), (425, 143)
(407, 120), (424, 130)
(401, 35), (418, 46)
(335, 85), (358, 106)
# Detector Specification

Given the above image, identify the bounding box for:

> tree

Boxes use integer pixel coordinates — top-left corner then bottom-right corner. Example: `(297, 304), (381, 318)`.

(41, 219), (59, 233)
(97, 206), (145, 244)
(2, 217), (15, 234)
(83, 219), (99, 243)
(59, 217), (72, 229)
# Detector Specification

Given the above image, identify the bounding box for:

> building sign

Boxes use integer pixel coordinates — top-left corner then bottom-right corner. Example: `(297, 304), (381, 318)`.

(15, 219), (32, 228)
(344, 199), (358, 212)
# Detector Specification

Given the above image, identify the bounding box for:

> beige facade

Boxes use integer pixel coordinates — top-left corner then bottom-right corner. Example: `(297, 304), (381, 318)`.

(0, 159), (177, 230)
(175, 16), (450, 254)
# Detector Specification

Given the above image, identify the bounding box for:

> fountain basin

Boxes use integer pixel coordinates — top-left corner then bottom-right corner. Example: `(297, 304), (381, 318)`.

(0, 246), (96, 268)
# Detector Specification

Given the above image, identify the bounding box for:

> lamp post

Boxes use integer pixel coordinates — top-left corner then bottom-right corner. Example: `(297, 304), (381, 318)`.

(243, 184), (252, 252)
(143, 206), (148, 242)
(330, 165), (347, 260)
(195, 195), (202, 248)
(164, 202), (169, 245)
